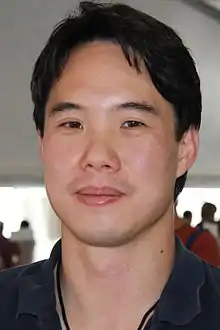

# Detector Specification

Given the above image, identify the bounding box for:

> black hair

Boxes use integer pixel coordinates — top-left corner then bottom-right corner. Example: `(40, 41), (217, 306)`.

(31, 1), (202, 199)
(183, 210), (192, 219)
(201, 203), (217, 219)
(20, 220), (30, 229)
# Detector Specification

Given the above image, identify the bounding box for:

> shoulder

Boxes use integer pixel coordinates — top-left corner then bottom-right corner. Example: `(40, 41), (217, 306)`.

(0, 261), (45, 318)
(176, 223), (194, 237)
(200, 261), (220, 299)
(196, 227), (219, 247)
(204, 262), (220, 287)
(198, 261), (220, 325)
(188, 259), (220, 327)
(0, 240), (60, 328)
(0, 261), (45, 292)
(0, 260), (45, 284)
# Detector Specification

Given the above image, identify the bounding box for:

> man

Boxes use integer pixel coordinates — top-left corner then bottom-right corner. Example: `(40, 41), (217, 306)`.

(11, 220), (35, 265)
(0, 222), (20, 270)
(202, 203), (217, 223)
(0, 1), (220, 329)
(200, 202), (219, 242)
(175, 208), (220, 267)
(183, 210), (192, 225)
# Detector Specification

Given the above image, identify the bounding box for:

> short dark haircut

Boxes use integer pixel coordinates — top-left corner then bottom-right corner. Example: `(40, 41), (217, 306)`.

(31, 1), (202, 199)
(201, 203), (217, 219)
(20, 220), (30, 229)
(183, 211), (192, 219)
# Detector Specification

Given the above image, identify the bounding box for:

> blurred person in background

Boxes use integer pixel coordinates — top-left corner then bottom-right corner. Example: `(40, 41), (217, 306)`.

(1, 1), (220, 329)
(11, 220), (35, 265)
(0, 222), (20, 270)
(202, 202), (216, 222)
(200, 202), (219, 242)
(175, 205), (220, 267)
(183, 210), (192, 225)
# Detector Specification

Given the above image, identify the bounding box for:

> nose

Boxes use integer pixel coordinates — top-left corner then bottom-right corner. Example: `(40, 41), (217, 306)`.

(79, 135), (121, 173)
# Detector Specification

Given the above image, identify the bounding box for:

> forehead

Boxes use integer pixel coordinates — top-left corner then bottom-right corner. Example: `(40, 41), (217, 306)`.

(47, 41), (172, 114)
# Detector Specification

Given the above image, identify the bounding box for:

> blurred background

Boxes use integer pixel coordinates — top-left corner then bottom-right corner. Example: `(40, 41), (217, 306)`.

(0, 0), (219, 264)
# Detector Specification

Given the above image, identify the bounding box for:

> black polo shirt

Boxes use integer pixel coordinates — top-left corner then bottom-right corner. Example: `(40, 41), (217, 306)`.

(0, 238), (220, 329)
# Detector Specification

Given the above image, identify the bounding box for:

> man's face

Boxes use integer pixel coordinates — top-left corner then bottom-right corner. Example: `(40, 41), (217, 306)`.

(40, 42), (198, 247)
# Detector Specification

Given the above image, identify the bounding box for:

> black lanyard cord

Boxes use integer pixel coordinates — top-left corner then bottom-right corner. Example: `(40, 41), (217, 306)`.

(56, 261), (158, 330)
(137, 299), (158, 330)
(57, 260), (71, 330)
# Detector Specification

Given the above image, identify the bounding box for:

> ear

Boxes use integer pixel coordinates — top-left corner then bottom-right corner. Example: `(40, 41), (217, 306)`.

(176, 128), (199, 178)
(38, 131), (44, 162)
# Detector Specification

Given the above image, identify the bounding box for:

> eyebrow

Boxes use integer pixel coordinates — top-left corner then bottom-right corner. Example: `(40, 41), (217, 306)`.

(116, 101), (158, 116)
(49, 102), (83, 117)
(49, 101), (158, 117)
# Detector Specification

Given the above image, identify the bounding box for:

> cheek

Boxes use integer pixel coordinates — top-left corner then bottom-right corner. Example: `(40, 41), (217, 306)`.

(122, 135), (177, 183)
(42, 136), (80, 183)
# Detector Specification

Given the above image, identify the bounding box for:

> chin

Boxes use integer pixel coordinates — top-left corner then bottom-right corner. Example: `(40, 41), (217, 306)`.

(69, 223), (142, 248)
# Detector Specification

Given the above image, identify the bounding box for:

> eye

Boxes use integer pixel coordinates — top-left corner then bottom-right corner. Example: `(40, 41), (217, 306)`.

(60, 121), (83, 129)
(122, 120), (146, 128)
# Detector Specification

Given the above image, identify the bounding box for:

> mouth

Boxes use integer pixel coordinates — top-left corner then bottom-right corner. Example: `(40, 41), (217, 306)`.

(76, 186), (124, 206)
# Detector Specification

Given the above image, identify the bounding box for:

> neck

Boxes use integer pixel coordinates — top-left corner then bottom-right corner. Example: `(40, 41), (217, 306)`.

(60, 216), (175, 330)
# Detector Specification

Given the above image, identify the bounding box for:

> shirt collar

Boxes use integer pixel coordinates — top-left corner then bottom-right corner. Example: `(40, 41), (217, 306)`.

(16, 240), (61, 320)
(16, 238), (205, 326)
(158, 238), (205, 326)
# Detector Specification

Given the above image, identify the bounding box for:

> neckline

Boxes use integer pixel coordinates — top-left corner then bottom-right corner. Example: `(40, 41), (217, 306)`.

(56, 259), (158, 330)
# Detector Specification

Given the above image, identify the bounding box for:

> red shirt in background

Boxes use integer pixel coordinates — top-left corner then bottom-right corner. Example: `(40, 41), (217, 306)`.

(176, 224), (220, 267)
